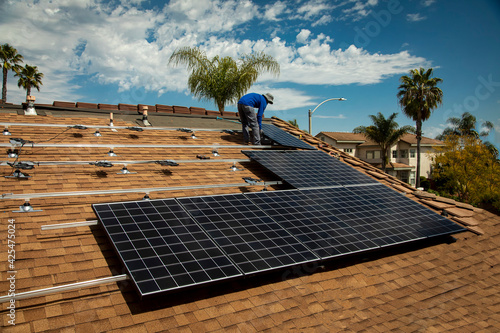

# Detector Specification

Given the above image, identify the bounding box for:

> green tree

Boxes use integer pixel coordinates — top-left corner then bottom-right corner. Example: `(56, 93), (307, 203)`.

(288, 119), (299, 128)
(397, 67), (443, 188)
(169, 47), (280, 112)
(353, 112), (415, 173)
(0, 43), (24, 103)
(433, 135), (500, 210)
(15, 64), (43, 97)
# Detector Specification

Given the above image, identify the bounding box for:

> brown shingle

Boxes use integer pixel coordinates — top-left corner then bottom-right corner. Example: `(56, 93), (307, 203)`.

(0, 110), (498, 333)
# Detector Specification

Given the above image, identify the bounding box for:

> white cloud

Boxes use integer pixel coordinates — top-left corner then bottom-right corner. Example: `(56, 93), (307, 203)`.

(296, 29), (312, 44)
(264, 1), (288, 21)
(0, 0), (430, 108)
(314, 114), (347, 119)
(422, 0), (436, 7)
(342, 0), (379, 21)
(407, 13), (426, 22)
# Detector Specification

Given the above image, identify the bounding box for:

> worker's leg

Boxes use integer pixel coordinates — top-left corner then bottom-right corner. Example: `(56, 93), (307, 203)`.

(237, 104), (250, 144)
(242, 106), (260, 145)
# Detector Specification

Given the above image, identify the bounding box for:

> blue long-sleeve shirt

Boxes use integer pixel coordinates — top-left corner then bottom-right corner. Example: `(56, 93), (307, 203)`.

(238, 93), (268, 128)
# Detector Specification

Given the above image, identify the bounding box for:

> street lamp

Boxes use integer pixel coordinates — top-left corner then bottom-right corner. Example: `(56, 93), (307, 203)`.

(308, 98), (346, 135)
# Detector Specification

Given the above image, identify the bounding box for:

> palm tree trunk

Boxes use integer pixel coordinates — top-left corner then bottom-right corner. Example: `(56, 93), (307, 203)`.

(26, 84), (31, 98)
(381, 147), (387, 173)
(416, 118), (422, 188)
(2, 67), (7, 103)
(217, 100), (224, 113)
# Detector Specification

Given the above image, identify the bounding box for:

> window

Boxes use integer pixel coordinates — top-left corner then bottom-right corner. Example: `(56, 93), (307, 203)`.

(400, 149), (408, 158)
(410, 171), (416, 186)
(400, 170), (409, 183)
(366, 150), (381, 159)
(410, 149), (416, 158)
(320, 136), (325, 141)
(343, 148), (353, 153)
(392, 150), (398, 159)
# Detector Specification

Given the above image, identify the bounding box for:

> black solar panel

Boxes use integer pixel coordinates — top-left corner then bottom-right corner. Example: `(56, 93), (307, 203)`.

(94, 184), (465, 297)
(245, 185), (466, 259)
(243, 150), (378, 188)
(177, 193), (318, 274)
(261, 123), (316, 150)
(93, 199), (242, 297)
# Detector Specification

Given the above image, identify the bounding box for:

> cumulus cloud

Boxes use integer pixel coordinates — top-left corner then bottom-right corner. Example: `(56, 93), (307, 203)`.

(296, 29), (312, 44)
(0, 0), (430, 108)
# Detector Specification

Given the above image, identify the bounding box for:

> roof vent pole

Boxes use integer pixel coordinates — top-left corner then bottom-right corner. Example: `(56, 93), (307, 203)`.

(109, 113), (117, 132)
(24, 95), (37, 116)
(142, 106), (152, 127)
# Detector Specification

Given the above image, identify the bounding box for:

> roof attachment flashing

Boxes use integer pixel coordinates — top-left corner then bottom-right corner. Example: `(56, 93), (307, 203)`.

(12, 199), (42, 213)
(117, 165), (137, 175)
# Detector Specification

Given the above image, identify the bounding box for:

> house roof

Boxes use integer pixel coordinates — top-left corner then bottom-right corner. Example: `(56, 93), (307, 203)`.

(318, 132), (444, 147)
(1, 103), (499, 332)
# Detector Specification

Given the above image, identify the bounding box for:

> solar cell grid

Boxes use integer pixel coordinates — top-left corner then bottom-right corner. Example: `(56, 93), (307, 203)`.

(177, 193), (319, 274)
(261, 123), (316, 150)
(242, 150), (378, 188)
(245, 185), (466, 259)
(93, 199), (242, 296)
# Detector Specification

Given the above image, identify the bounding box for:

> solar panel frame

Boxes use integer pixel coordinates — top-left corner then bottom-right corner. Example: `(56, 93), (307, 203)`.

(261, 123), (317, 150)
(243, 150), (379, 188)
(177, 193), (319, 274)
(93, 199), (243, 297)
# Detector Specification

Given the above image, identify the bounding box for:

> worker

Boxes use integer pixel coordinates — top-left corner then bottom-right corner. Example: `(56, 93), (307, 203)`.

(237, 92), (274, 145)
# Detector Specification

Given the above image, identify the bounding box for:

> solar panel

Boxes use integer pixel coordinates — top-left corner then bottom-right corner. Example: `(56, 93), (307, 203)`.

(93, 199), (242, 297)
(261, 123), (316, 150)
(243, 150), (378, 188)
(245, 185), (466, 259)
(177, 193), (318, 274)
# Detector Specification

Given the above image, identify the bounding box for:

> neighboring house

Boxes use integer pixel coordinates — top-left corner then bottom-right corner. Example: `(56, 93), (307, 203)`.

(316, 132), (444, 186)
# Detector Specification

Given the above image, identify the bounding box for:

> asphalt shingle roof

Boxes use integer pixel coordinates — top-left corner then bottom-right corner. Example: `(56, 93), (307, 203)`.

(0, 105), (499, 332)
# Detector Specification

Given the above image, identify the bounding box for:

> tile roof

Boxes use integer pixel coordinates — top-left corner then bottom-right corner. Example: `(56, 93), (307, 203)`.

(319, 132), (444, 146)
(1, 104), (499, 332)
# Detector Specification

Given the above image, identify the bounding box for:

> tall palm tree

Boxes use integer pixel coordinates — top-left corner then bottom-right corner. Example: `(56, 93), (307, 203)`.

(0, 43), (24, 103)
(397, 67), (443, 188)
(15, 64), (44, 97)
(169, 47), (280, 112)
(353, 112), (415, 173)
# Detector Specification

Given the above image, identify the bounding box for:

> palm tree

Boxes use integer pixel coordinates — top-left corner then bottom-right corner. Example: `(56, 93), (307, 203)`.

(397, 67), (443, 188)
(353, 112), (415, 173)
(436, 112), (494, 140)
(0, 43), (24, 103)
(15, 64), (44, 97)
(169, 47), (280, 112)
(288, 119), (299, 128)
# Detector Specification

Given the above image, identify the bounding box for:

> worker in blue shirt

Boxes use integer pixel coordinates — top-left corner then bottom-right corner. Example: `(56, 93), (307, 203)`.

(237, 92), (274, 145)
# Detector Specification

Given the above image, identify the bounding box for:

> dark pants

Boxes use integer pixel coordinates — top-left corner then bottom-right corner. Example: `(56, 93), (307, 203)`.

(238, 103), (261, 145)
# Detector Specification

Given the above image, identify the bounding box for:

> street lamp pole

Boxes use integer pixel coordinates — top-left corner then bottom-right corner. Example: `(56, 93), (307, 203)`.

(308, 97), (346, 135)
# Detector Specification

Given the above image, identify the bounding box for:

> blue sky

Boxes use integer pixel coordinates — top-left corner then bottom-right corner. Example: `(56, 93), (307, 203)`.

(1, 0), (499, 146)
